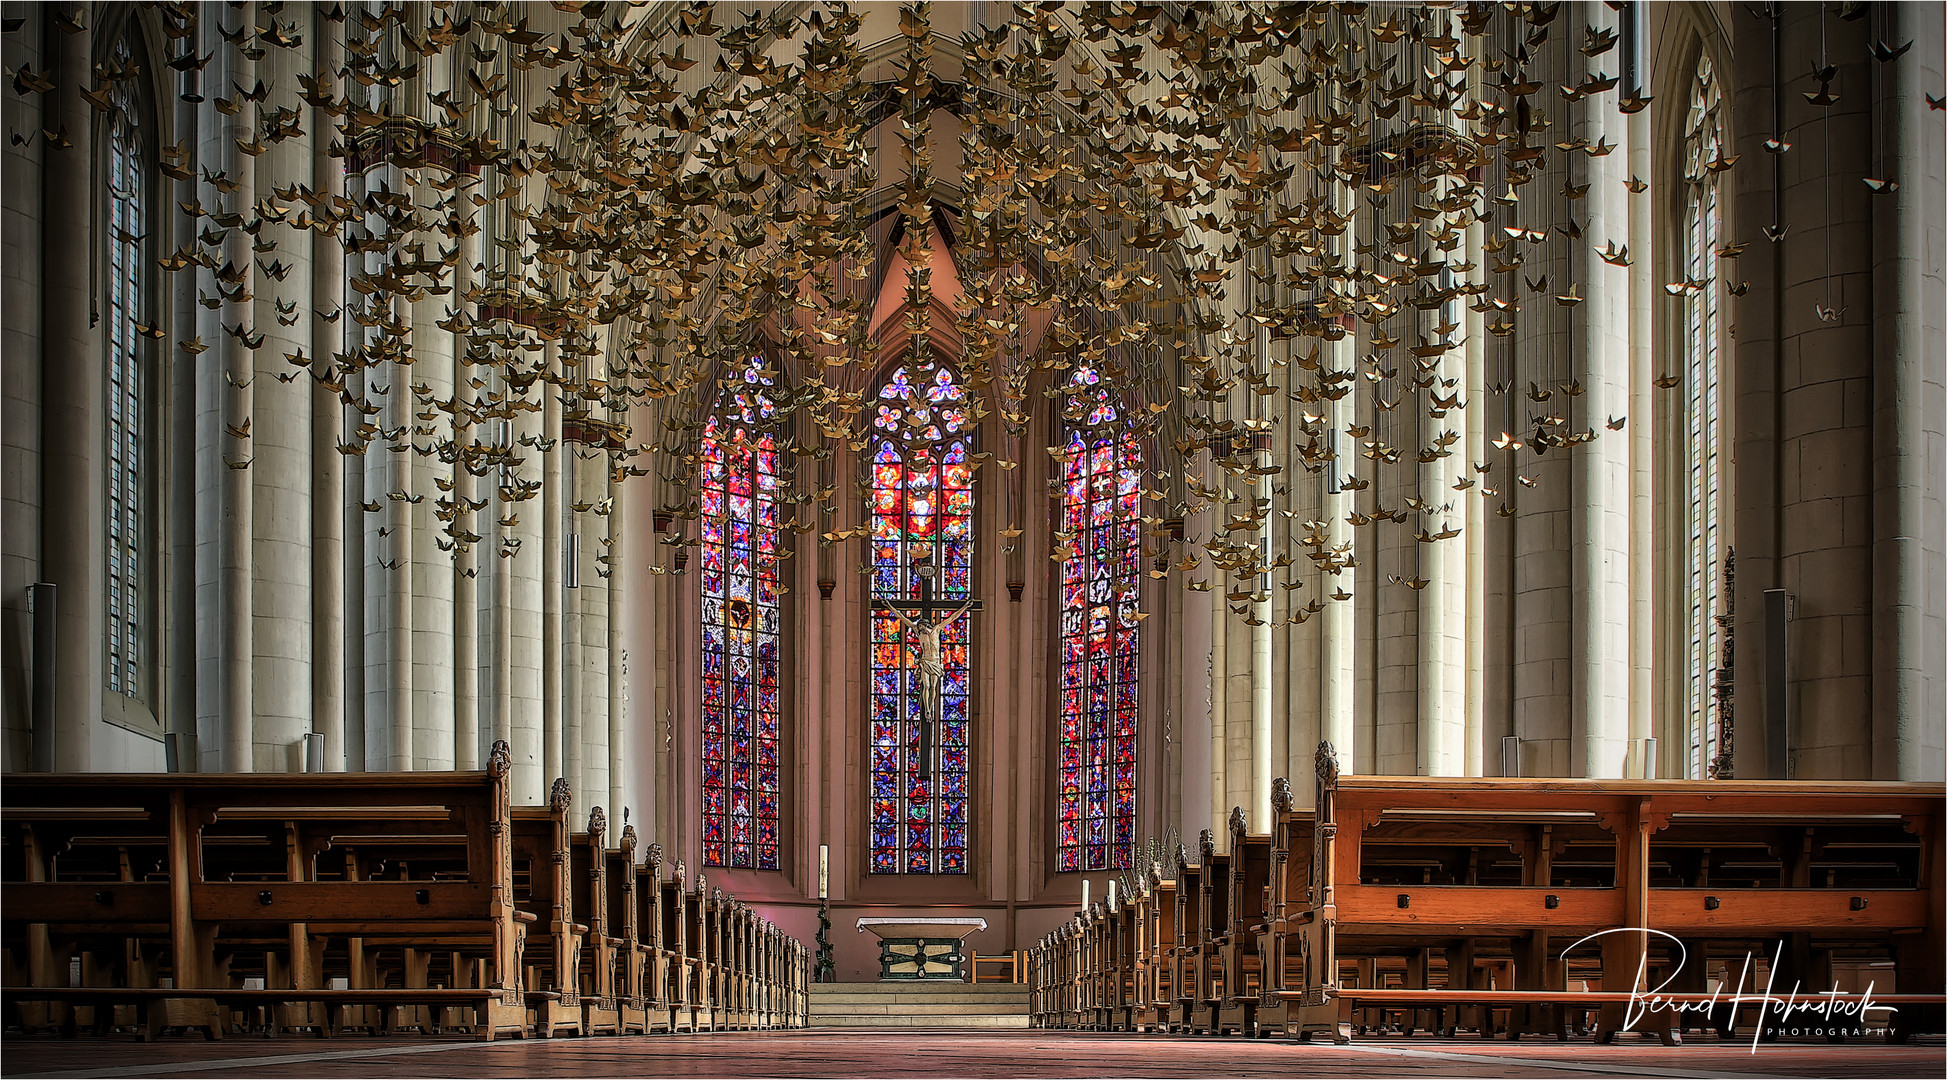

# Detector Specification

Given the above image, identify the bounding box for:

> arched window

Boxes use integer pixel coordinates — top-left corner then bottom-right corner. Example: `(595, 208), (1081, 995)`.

(1681, 55), (1728, 779)
(700, 362), (782, 869)
(868, 363), (973, 874)
(104, 27), (153, 705)
(1056, 368), (1141, 872)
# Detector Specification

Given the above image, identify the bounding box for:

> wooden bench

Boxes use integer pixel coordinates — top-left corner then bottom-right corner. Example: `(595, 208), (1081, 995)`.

(570, 807), (621, 1036)
(2, 744), (530, 1041)
(1031, 753), (1944, 1047)
(1271, 744), (1946, 1044)
(511, 781), (584, 1038)
(1132, 867), (1176, 1032)
(1217, 806), (1271, 1036)
(603, 824), (653, 1034)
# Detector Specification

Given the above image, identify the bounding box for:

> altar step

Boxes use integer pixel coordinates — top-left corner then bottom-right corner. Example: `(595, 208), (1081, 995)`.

(808, 982), (1032, 1028)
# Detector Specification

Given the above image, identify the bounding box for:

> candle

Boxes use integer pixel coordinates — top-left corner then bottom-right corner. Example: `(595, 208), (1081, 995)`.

(818, 844), (828, 900)
(1107, 879), (1117, 908)
(1080, 878), (1090, 910)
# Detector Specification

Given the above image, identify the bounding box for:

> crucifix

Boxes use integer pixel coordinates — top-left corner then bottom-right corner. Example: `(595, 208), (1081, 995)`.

(871, 558), (981, 782)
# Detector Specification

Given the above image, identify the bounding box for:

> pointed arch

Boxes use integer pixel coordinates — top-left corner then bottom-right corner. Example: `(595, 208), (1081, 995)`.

(1055, 367), (1142, 872)
(867, 361), (974, 875)
(699, 359), (784, 869)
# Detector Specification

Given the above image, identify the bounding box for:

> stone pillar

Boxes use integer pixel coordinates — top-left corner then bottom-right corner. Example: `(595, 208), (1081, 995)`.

(203, 7), (257, 772)
(1871, 0), (1947, 780)
(1572, 2), (1632, 778)
(542, 348), (565, 788)
(1320, 186), (1357, 782)
(311, 10), (346, 771)
(1463, 212), (1487, 777)
(1627, 81), (1654, 776)
(38, 0), (99, 770)
(253, 19), (314, 770)
(451, 172), (482, 772)
(1177, 450), (1214, 839)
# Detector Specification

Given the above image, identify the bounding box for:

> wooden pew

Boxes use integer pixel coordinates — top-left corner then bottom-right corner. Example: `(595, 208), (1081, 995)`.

(511, 780), (583, 1038)
(1105, 895), (1135, 1031)
(1169, 843), (1203, 1033)
(1190, 829), (1231, 1034)
(1217, 806), (1271, 1036)
(1274, 744), (1945, 1045)
(634, 843), (673, 1032)
(660, 860), (696, 1032)
(2, 744), (531, 1041)
(1253, 778), (1316, 1039)
(570, 807), (620, 1036)
(603, 824), (652, 1034)
(1134, 866), (1178, 1032)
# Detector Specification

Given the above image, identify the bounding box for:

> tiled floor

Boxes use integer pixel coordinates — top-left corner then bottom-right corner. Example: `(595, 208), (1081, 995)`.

(5, 1029), (1942, 1079)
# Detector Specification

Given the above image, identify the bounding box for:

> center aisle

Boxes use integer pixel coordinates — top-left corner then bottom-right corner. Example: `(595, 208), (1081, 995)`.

(5, 1031), (1939, 1080)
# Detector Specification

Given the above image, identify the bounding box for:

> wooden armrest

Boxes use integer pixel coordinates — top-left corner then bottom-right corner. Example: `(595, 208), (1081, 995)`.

(513, 910), (538, 923)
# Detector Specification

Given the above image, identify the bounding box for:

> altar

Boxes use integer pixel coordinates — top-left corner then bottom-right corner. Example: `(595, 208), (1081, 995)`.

(855, 917), (988, 981)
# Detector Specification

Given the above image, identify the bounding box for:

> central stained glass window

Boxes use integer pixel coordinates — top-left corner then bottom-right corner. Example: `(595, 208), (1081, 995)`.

(1057, 367), (1141, 872)
(700, 362), (781, 870)
(868, 363), (973, 874)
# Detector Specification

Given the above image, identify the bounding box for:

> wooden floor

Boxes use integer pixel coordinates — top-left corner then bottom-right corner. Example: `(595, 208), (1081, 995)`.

(4, 1030), (1943, 1079)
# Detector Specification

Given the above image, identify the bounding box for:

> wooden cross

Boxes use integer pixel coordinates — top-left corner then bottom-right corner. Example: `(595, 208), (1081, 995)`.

(870, 564), (982, 782)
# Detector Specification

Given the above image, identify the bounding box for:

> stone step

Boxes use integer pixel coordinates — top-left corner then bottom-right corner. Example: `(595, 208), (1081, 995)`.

(809, 1001), (1031, 1016)
(808, 981), (1033, 1029)
(810, 988), (1029, 1005)
(806, 988), (1028, 996)
(812, 1013), (1032, 1028)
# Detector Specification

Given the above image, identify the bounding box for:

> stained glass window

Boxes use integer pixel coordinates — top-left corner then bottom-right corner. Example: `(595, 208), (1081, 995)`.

(1056, 368), (1141, 872)
(104, 29), (150, 701)
(1681, 56), (1727, 780)
(701, 363), (782, 870)
(868, 363), (973, 875)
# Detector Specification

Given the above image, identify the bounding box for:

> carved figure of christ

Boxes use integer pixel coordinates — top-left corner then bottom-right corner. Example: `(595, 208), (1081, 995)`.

(873, 579), (980, 781)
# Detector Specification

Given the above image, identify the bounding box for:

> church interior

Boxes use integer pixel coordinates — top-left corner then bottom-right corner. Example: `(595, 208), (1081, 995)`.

(2, 0), (1943, 1074)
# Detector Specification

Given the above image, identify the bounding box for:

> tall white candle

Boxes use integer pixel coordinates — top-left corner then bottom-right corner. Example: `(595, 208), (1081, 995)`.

(1081, 878), (1090, 910)
(818, 844), (828, 900)
(1108, 879), (1117, 908)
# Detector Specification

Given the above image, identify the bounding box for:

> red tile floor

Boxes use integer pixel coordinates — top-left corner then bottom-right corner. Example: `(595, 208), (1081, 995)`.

(5, 1029), (1943, 1079)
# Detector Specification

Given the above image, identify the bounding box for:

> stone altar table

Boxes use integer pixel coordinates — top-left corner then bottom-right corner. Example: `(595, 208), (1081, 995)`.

(855, 917), (988, 980)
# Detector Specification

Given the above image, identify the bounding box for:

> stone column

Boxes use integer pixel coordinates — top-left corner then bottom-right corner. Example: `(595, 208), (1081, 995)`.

(1627, 81), (1655, 776)
(451, 169), (482, 772)
(38, 0), (100, 770)
(1571, 2), (1632, 778)
(214, 7), (257, 772)
(1177, 451), (1214, 839)
(1320, 184), (1357, 783)
(311, 9), (346, 771)
(1463, 211), (1487, 777)
(542, 345), (565, 788)
(253, 18), (315, 770)
(1871, 0), (1947, 780)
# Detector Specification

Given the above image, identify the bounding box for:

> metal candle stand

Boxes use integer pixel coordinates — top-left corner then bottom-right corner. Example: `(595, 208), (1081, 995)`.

(814, 897), (836, 982)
